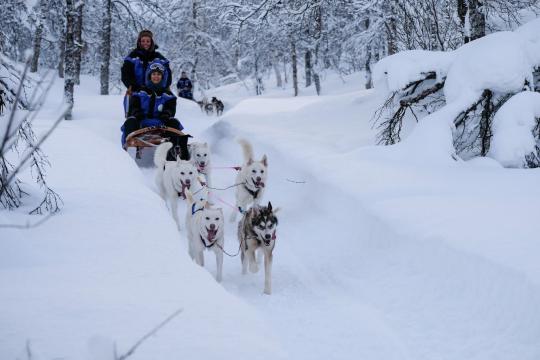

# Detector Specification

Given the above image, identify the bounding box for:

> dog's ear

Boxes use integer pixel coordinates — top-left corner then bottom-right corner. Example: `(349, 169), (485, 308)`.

(203, 201), (211, 209)
(247, 158), (254, 166)
(267, 201), (272, 211)
(261, 154), (268, 167)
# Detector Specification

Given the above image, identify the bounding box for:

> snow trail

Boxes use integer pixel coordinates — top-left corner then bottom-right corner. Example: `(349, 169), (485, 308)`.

(2, 75), (540, 359)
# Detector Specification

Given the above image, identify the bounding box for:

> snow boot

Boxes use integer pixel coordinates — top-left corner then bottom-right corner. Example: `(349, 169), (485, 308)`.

(167, 134), (191, 161)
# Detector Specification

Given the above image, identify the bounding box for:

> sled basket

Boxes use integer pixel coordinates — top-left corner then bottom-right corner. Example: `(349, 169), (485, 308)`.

(123, 126), (186, 150)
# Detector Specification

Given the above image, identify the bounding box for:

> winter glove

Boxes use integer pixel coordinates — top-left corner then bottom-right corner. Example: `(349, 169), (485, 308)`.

(159, 111), (171, 121)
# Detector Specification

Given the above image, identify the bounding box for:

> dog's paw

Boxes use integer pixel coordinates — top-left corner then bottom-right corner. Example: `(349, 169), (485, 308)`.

(263, 288), (271, 295)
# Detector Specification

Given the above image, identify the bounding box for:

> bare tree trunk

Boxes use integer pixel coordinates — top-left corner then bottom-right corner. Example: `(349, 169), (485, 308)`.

(30, 0), (48, 73)
(58, 34), (65, 79)
(313, 5), (322, 95)
(273, 62), (282, 88)
(364, 18), (373, 89)
(385, 0), (398, 55)
(365, 49), (373, 89)
(457, 0), (470, 43)
(469, 0), (485, 41)
(254, 55), (263, 95)
(305, 50), (312, 87)
(99, 0), (112, 95)
(191, 0), (200, 95)
(64, 0), (76, 120)
(291, 40), (298, 97)
(73, 1), (84, 85)
(283, 59), (288, 85)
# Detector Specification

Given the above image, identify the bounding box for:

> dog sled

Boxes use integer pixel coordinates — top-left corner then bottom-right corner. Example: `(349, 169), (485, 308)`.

(123, 126), (186, 161)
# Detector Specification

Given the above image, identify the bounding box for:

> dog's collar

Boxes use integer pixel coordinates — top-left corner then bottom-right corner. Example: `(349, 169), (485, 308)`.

(200, 234), (216, 248)
(191, 203), (203, 216)
(243, 184), (260, 199)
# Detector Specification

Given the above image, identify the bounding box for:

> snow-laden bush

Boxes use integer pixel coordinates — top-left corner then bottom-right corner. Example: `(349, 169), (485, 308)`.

(372, 18), (540, 165)
(488, 91), (540, 168)
(0, 56), (63, 214)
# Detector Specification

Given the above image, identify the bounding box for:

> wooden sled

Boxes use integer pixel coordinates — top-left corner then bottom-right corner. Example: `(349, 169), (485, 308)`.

(123, 126), (186, 159)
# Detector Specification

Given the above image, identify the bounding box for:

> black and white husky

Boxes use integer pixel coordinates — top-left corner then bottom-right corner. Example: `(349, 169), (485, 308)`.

(154, 142), (199, 229)
(238, 202), (279, 294)
(229, 139), (268, 222)
(189, 142), (212, 188)
(185, 189), (225, 282)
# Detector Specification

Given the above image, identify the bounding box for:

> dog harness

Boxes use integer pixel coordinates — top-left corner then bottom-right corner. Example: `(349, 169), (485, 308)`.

(200, 235), (216, 248)
(243, 184), (260, 199)
(191, 203), (203, 215)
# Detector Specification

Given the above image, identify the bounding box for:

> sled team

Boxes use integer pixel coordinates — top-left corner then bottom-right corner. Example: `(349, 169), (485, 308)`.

(119, 30), (279, 295)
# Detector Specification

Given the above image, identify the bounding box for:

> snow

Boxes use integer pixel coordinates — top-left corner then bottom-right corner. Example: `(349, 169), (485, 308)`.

(374, 20), (540, 100)
(373, 50), (453, 93)
(372, 18), (540, 166)
(444, 31), (533, 103)
(488, 91), (540, 167)
(515, 17), (540, 65)
(2, 55), (540, 360)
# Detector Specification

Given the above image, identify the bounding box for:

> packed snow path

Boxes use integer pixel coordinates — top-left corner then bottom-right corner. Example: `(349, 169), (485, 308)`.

(2, 76), (540, 360)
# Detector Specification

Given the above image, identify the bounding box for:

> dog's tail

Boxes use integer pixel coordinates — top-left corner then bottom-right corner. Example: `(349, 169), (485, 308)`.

(238, 138), (254, 163)
(154, 142), (173, 168)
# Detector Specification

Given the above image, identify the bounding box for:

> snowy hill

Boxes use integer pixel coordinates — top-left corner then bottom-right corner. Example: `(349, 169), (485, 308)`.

(2, 64), (540, 360)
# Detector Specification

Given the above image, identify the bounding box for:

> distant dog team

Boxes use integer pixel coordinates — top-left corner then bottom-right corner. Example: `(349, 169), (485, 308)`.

(197, 97), (224, 116)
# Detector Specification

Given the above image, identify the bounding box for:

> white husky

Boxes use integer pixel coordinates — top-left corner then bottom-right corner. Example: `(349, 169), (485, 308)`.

(154, 142), (199, 229)
(229, 139), (268, 222)
(189, 142), (212, 188)
(185, 189), (225, 282)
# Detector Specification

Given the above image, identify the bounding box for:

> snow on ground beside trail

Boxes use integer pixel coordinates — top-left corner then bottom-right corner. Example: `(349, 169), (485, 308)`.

(0, 76), (286, 360)
(202, 70), (540, 360)
(2, 65), (540, 360)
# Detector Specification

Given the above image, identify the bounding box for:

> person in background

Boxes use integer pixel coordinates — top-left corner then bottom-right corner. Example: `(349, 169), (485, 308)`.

(176, 71), (193, 100)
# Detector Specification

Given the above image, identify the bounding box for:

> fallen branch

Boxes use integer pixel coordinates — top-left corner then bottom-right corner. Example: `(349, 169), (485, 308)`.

(115, 308), (183, 360)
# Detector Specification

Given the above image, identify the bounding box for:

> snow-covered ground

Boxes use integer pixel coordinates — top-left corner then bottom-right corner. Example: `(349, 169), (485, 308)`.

(2, 66), (540, 360)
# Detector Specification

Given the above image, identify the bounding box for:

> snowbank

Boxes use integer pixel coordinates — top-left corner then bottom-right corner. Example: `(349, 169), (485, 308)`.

(488, 91), (540, 167)
(373, 50), (454, 93)
(444, 31), (533, 103)
(373, 17), (540, 165)
(0, 78), (286, 360)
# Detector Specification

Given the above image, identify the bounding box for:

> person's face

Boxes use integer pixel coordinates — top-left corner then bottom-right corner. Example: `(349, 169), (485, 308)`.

(140, 36), (152, 50)
(150, 72), (162, 84)
(182, 72), (186, 78)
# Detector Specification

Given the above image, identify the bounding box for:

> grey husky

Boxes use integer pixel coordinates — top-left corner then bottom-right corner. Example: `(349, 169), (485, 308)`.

(238, 202), (279, 294)
(229, 139), (268, 222)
